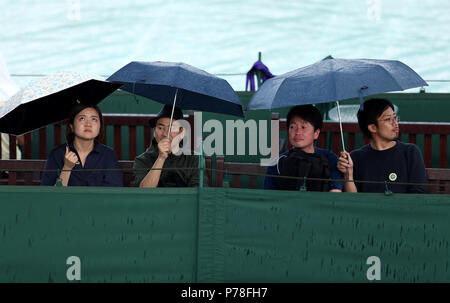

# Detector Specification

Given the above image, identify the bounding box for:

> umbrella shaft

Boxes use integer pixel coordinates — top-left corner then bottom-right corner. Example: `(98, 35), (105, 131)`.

(336, 101), (346, 152)
(168, 88), (179, 138)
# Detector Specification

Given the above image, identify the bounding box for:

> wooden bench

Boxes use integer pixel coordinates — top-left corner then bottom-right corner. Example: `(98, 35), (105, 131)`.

(426, 168), (450, 194)
(0, 158), (213, 188)
(215, 156), (266, 188)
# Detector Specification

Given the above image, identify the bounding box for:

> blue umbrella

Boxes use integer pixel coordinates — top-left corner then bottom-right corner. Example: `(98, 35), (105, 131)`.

(247, 57), (428, 151)
(107, 61), (243, 119)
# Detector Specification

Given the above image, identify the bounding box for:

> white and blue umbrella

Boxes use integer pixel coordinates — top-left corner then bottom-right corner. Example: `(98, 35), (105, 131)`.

(0, 71), (122, 135)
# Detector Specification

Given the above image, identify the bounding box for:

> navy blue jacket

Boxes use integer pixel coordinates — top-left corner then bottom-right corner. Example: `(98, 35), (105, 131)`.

(264, 147), (343, 191)
(41, 143), (123, 187)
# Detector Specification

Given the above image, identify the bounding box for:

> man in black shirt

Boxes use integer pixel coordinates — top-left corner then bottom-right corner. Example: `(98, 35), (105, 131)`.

(337, 98), (428, 193)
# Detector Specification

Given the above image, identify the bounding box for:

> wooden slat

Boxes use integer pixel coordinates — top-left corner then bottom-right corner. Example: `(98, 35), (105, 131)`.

(409, 133), (416, 145)
(98, 126), (107, 145)
(332, 132), (340, 155)
(205, 157), (212, 187)
(424, 134), (432, 168)
(232, 175), (241, 188)
(400, 122), (450, 134)
(428, 180), (439, 194)
(215, 156), (224, 187)
(249, 175), (258, 189)
(118, 160), (134, 187)
(363, 136), (370, 145)
(54, 123), (62, 146)
(187, 111), (195, 152)
(129, 126), (137, 161)
(39, 128), (47, 159)
(24, 133), (32, 159)
(426, 168), (450, 194)
(24, 171), (33, 184)
(426, 168), (450, 181)
(8, 171), (17, 185)
(9, 135), (17, 159)
(317, 134), (326, 149)
(348, 133), (355, 151)
(144, 127), (151, 150)
(440, 135), (447, 168)
(114, 125), (122, 160)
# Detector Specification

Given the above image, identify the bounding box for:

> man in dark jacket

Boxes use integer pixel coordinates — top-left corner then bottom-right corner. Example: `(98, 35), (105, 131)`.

(264, 105), (343, 192)
(337, 98), (428, 193)
(134, 105), (202, 187)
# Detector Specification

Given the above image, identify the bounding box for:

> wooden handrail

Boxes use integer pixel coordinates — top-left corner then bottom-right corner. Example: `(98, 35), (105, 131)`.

(0, 158), (213, 188)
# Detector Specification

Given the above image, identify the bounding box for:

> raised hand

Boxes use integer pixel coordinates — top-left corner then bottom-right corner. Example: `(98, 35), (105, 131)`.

(337, 151), (353, 178)
(158, 137), (171, 160)
(64, 146), (79, 169)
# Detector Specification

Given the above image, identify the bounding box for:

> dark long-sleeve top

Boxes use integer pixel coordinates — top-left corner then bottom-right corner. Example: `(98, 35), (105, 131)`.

(350, 141), (428, 193)
(40, 143), (123, 187)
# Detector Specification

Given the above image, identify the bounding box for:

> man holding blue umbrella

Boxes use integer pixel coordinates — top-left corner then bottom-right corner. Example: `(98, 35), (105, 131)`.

(133, 104), (205, 188)
(107, 61), (243, 188)
(248, 56), (429, 193)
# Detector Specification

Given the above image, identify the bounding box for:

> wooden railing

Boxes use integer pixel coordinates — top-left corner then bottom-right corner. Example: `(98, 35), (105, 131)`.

(212, 157), (450, 194)
(1, 158), (448, 194)
(0, 157), (212, 188)
(1, 113), (449, 168)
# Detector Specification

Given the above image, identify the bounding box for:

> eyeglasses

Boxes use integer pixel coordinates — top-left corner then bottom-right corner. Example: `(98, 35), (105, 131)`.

(378, 116), (400, 124)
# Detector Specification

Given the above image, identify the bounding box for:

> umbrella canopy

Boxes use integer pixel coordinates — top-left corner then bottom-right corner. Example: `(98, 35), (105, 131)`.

(106, 61), (243, 117)
(0, 71), (122, 135)
(247, 58), (428, 110)
(0, 53), (19, 101)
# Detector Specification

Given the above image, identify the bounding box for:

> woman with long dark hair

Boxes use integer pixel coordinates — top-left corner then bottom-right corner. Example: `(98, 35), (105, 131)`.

(41, 104), (123, 187)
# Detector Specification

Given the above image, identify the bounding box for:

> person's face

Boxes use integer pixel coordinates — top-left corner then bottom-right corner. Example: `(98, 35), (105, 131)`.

(370, 107), (399, 142)
(153, 117), (182, 143)
(288, 115), (320, 152)
(71, 107), (101, 141)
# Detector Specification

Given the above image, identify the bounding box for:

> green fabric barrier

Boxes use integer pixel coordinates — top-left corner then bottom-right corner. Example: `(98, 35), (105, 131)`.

(0, 186), (449, 282)
(0, 186), (198, 282)
(199, 189), (450, 282)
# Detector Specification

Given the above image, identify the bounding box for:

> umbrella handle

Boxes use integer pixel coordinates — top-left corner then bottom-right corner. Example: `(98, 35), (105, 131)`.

(336, 101), (346, 153)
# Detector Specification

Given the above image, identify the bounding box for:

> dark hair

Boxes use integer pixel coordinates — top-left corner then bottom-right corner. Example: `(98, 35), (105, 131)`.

(149, 105), (184, 128)
(357, 98), (395, 138)
(286, 105), (323, 131)
(65, 104), (104, 143)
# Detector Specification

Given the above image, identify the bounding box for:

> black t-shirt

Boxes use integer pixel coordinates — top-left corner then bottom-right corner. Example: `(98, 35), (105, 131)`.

(351, 141), (428, 193)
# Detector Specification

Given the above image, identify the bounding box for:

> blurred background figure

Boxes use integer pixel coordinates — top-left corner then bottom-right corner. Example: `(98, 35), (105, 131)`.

(0, 53), (23, 160)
